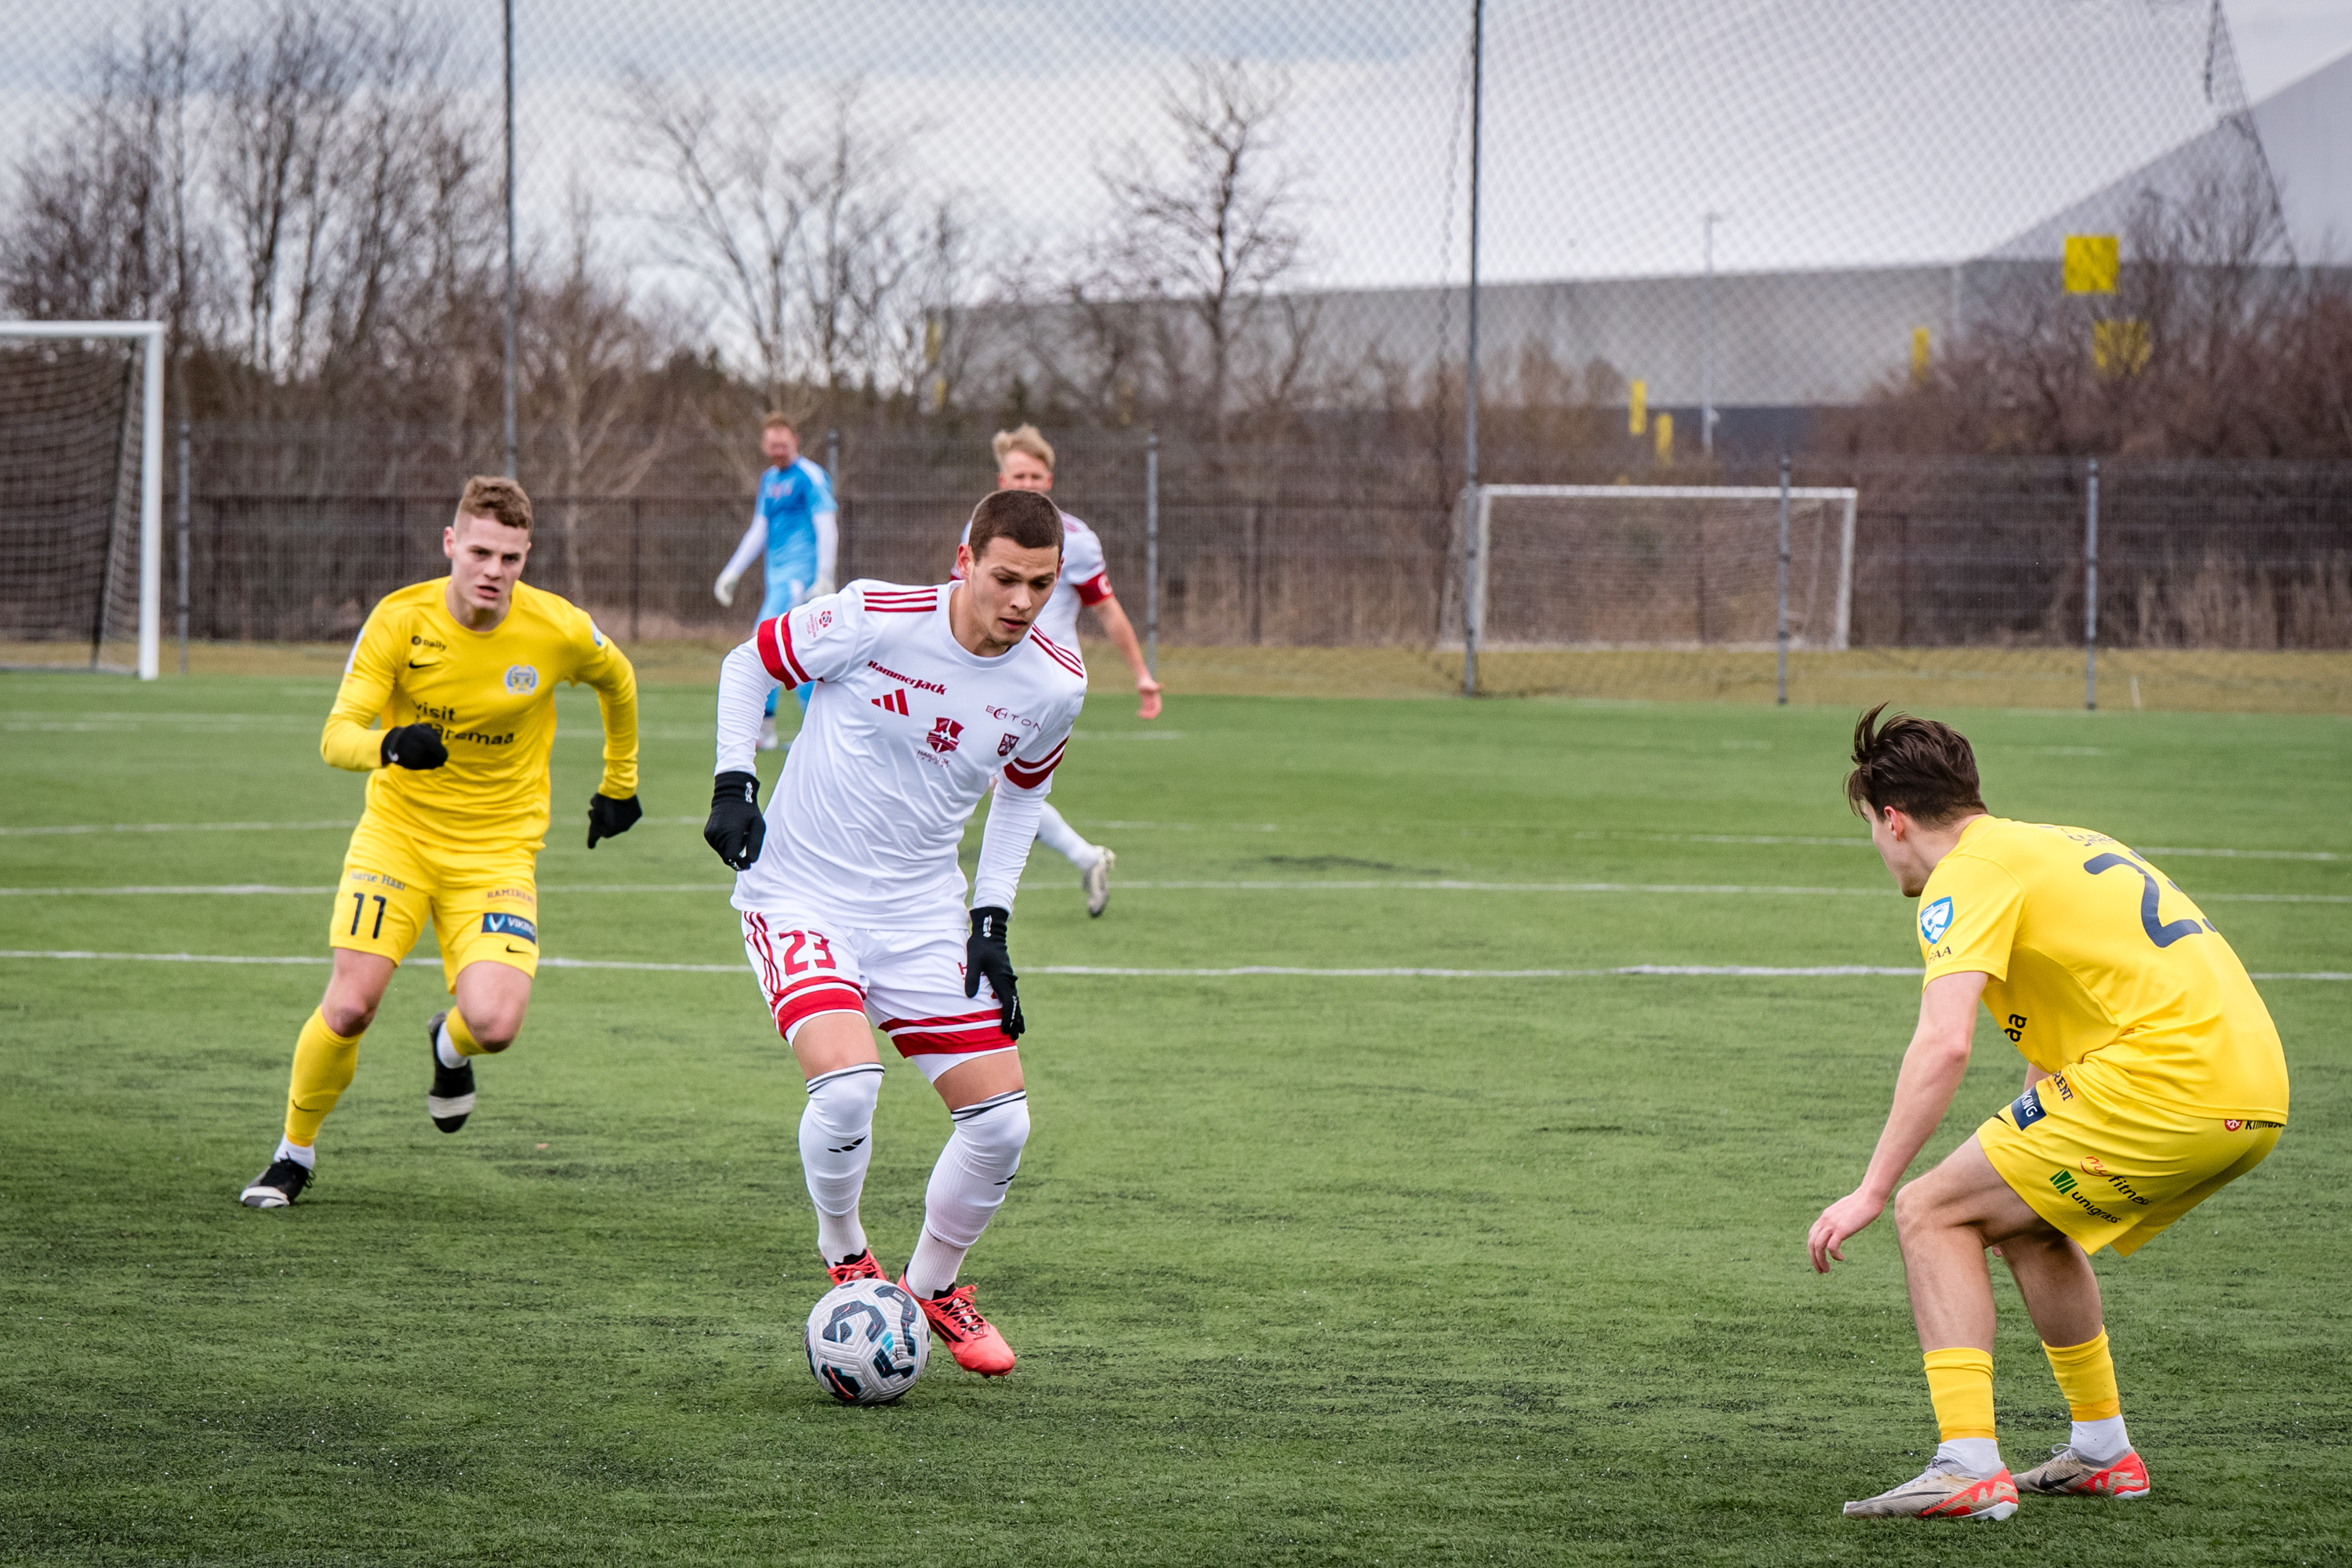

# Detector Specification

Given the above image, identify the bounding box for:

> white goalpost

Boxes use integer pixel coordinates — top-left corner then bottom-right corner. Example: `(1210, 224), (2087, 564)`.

(1459, 481), (1858, 682)
(0, 321), (165, 679)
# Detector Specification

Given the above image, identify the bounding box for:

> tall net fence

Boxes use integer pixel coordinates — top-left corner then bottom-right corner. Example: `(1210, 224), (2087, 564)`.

(0, 334), (147, 670)
(3, 0), (2348, 707)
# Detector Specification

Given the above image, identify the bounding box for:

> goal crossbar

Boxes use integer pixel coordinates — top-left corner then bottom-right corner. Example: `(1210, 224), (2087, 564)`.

(0, 321), (165, 678)
(1463, 482), (1860, 673)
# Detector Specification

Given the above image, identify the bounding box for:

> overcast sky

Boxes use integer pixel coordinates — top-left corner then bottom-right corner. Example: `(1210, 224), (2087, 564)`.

(4, 0), (2345, 291)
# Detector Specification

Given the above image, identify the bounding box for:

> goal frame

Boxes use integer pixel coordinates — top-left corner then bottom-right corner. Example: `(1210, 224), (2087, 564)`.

(2, 320), (165, 679)
(1461, 481), (1858, 673)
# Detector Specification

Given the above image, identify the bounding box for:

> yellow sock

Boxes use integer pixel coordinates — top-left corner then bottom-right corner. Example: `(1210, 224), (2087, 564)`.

(284, 1009), (362, 1146)
(1923, 1347), (1997, 1441)
(444, 1008), (487, 1058)
(2042, 1330), (2122, 1421)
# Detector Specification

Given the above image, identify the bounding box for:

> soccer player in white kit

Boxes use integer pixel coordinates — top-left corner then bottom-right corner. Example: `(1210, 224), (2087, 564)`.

(702, 488), (1087, 1377)
(959, 424), (1162, 916)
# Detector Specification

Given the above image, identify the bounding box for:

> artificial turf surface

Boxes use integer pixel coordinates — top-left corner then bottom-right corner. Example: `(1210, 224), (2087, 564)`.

(1, 670), (2345, 1565)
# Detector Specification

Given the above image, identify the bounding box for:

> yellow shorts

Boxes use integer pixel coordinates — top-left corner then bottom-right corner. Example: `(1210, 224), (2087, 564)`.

(1977, 1065), (2282, 1257)
(328, 811), (540, 990)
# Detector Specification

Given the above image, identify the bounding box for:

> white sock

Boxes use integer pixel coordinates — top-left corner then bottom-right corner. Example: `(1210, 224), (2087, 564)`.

(2071, 1414), (2131, 1465)
(800, 1063), (883, 1264)
(904, 1091), (1029, 1297)
(1034, 804), (1098, 869)
(1934, 1438), (2003, 1477)
(435, 1021), (467, 1070)
(274, 1136), (316, 1170)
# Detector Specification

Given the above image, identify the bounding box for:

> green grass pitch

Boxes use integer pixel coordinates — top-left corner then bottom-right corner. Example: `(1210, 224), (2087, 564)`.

(1, 672), (2344, 1565)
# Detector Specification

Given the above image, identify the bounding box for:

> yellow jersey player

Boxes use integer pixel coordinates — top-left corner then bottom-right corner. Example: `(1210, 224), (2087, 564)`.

(239, 477), (642, 1208)
(1810, 706), (2288, 1521)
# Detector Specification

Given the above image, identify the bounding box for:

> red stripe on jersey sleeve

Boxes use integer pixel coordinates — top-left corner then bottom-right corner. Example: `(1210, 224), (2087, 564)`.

(760, 614), (813, 685)
(1003, 738), (1066, 789)
(1074, 572), (1113, 606)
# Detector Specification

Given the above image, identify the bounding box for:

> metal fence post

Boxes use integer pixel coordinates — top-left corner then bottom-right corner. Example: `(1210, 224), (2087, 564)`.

(1144, 431), (1159, 677)
(629, 498), (643, 644)
(2084, 457), (2099, 711)
(1776, 453), (1791, 706)
(826, 426), (840, 485)
(176, 419), (190, 673)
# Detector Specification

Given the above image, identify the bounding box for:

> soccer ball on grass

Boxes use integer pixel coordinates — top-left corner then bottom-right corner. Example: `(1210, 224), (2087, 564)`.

(804, 1278), (928, 1404)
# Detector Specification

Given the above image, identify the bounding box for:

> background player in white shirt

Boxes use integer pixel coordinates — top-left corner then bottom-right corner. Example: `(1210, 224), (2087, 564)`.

(702, 488), (1087, 1377)
(958, 424), (1161, 916)
(713, 414), (839, 749)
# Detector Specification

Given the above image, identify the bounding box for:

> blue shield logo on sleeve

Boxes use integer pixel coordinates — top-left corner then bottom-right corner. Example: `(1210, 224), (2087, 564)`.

(1919, 896), (1954, 945)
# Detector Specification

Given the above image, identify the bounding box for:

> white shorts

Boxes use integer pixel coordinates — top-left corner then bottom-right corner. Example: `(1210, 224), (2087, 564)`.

(739, 909), (1016, 1081)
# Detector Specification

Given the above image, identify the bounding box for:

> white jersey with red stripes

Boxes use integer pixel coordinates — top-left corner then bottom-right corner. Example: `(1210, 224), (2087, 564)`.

(956, 510), (1112, 649)
(732, 579), (1087, 927)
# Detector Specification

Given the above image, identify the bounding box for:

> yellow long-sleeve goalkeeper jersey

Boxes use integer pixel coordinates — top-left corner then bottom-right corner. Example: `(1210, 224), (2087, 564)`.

(321, 578), (638, 851)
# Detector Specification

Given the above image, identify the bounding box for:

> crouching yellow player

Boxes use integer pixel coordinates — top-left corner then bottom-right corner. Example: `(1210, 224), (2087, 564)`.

(239, 477), (642, 1208)
(1811, 705), (2288, 1521)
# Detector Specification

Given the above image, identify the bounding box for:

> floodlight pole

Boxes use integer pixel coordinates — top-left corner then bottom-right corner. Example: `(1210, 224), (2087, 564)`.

(2084, 457), (2100, 710)
(1776, 453), (1791, 706)
(1702, 212), (1724, 457)
(1460, 0), (1485, 698)
(501, 0), (518, 480)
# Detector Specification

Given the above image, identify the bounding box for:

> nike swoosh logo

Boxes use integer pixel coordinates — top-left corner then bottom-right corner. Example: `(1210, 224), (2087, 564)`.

(504, 944), (532, 954)
(408, 661), (435, 669)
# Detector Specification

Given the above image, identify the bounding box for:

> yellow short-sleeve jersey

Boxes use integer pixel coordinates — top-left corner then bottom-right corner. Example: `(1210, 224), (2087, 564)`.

(1917, 816), (2287, 1122)
(321, 578), (638, 851)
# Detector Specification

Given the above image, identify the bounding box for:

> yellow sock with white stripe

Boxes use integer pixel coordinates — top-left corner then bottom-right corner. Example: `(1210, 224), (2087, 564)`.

(1923, 1347), (2002, 1476)
(284, 1009), (361, 1148)
(2043, 1330), (2131, 1465)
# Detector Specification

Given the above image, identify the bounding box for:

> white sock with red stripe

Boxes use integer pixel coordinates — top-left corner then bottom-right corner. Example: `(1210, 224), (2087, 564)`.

(1034, 804), (1098, 869)
(904, 1091), (1029, 1296)
(800, 1063), (884, 1264)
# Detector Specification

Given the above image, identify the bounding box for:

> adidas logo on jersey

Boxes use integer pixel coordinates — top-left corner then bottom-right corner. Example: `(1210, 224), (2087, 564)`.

(873, 688), (910, 716)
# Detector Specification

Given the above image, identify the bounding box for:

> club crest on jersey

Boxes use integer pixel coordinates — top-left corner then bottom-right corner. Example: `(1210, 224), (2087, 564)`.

(927, 717), (964, 754)
(1919, 896), (1953, 944)
(815, 609), (834, 631)
(997, 732), (1019, 757)
(503, 664), (539, 695)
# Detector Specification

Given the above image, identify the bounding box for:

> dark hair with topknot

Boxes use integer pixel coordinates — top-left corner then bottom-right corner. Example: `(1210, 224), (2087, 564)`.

(1845, 703), (1987, 826)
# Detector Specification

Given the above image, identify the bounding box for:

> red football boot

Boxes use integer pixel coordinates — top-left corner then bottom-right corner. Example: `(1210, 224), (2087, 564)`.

(824, 1248), (889, 1286)
(906, 1279), (1015, 1376)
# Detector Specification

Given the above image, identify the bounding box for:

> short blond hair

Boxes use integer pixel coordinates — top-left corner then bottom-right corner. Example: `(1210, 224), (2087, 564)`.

(457, 475), (532, 531)
(762, 411), (797, 433)
(992, 423), (1054, 474)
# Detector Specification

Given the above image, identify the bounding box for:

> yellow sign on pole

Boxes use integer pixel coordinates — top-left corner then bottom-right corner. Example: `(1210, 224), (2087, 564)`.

(2064, 235), (2119, 294)
(1653, 411), (1674, 465)
(1628, 379), (1647, 435)
(1911, 326), (1932, 383)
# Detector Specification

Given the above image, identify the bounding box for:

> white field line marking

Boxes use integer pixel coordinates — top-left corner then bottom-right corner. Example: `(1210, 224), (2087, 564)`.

(2, 813), (2338, 864)
(0, 949), (2345, 982)
(1, 881), (2343, 904)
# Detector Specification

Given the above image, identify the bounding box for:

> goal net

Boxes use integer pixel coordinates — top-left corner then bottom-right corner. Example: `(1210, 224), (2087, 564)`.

(1461, 483), (1856, 658)
(0, 322), (163, 677)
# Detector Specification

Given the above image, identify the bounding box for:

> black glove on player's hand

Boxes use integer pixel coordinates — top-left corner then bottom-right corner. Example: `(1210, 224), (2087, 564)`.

(964, 905), (1023, 1039)
(586, 791), (642, 848)
(704, 771), (766, 870)
(379, 724), (448, 770)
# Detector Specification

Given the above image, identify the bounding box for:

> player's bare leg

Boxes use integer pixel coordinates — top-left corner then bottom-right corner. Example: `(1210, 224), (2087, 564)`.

(901, 1048), (1026, 1375)
(427, 960), (533, 1133)
(241, 950), (397, 1207)
(793, 1011), (890, 1283)
(1848, 1138), (2119, 1519)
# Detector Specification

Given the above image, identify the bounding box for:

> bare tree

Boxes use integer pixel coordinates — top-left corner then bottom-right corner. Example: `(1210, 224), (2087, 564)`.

(619, 75), (811, 406)
(1093, 58), (1313, 442)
